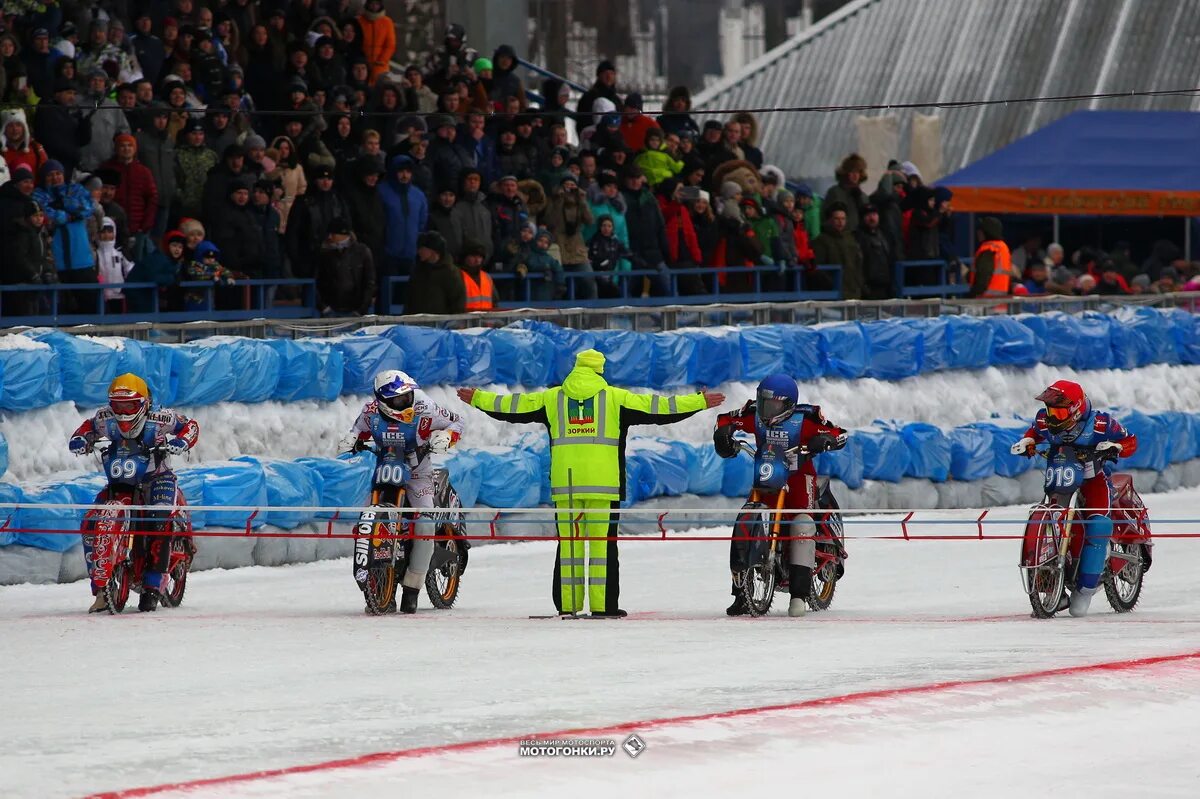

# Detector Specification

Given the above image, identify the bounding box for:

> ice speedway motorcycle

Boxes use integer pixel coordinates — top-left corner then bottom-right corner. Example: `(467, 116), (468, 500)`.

(730, 437), (847, 616)
(351, 441), (470, 614)
(1020, 444), (1153, 618)
(81, 438), (195, 614)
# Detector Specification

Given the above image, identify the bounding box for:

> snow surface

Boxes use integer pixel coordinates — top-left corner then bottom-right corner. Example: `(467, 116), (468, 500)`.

(7, 362), (1200, 485)
(3, 489), (1200, 798)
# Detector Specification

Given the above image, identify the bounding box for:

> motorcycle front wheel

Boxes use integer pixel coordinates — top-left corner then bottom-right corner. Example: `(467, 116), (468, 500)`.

(104, 562), (131, 614)
(362, 504), (400, 615)
(1028, 561), (1066, 619)
(160, 535), (194, 608)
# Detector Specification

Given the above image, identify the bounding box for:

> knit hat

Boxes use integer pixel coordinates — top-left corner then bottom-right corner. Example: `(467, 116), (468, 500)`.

(596, 60), (616, 75)
(417, 230), (447, 257)
(244, 134), (267, 150)
(463, 239), (488, 258)
(195, 240), (221, 259)
(794, 183), (814, 199)
(720, 181), (742, 200)
(40, 159), (65, 179)
(575, 349), (606, 374)
(900, 160), (922, 179)
(183, 119), (205, 135)
(114, 132), (137, 150)
(164, 230), (186, 247)
(11, 165), (34, 183)
(327, 217), (352, 235)
(624, 92), (644, 110)
(703, 120), (722, 132)
(429, 114), (456, 131)
(932, 186), (954, 204)
(22, 199), (41, 217)
(473, 57), (493, 72)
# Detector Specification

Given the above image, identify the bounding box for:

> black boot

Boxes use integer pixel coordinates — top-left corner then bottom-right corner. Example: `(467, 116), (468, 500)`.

(399, 586), (419, 614)
(788, 565), (812, 601)
(138, 589), (160, 613)
(726, 592), (749, 616)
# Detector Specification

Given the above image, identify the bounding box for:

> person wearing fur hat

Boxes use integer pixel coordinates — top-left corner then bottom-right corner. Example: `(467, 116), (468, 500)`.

(657, 85), (700, 140)
(404, 230), (465, 315)
(823, 153), (869, 234)
(2, 109), (49, 178)
(703, 119), (746, 183)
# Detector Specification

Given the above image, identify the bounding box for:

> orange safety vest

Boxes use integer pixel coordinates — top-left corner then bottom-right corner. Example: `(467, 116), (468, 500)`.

(462, 270), (496, 311)
(971, 240), (1017, 297)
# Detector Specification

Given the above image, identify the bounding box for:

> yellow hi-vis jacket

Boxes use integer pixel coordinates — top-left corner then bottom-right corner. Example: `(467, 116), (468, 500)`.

(471, 365), (708, 502)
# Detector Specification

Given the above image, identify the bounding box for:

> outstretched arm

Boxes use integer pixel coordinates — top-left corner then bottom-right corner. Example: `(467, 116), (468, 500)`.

(616, 389), (724, 426)
(458, 387), (552, 426)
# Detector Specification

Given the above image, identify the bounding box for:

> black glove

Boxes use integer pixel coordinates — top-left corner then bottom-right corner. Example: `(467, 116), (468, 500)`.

(713, 424), (737, 458)
(807, 433), (842, 455)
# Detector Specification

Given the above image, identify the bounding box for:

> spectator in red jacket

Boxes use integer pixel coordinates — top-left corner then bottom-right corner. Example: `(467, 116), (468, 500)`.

(99, 133), (158, 238)
(656, 178), (705, 295)
(619, 93), (658, 152)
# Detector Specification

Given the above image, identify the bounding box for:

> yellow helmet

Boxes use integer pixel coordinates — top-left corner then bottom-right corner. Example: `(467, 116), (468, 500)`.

(108, 373), (151, 437)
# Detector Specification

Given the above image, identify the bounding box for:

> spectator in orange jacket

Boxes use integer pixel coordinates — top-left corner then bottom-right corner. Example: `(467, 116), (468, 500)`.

(619, 93), (658, 152)
(358, 0), (397, 85)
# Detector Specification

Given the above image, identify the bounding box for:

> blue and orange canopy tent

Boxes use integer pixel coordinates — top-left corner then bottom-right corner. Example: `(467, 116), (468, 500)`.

(940, 110), (1200, 217)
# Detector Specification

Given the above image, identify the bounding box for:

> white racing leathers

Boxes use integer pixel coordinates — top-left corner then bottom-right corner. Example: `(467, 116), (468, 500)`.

(346, 390), (465, 589)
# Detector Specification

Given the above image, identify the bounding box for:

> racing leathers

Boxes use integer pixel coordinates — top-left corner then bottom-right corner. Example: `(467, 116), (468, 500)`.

(70, 407), (199, 595)
(343, 390), (465, 590)
(714, 401), (847, 597)
(1017, 408), (1137, 591)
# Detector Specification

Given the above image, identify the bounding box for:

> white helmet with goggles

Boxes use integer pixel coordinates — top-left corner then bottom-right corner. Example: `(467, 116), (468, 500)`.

(374, 370), (418, 422)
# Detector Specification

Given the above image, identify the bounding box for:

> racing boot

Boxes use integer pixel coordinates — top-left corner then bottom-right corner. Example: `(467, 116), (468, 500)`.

(1069, 585), (1098, 618)
(138, 588), (160, 613)
(399, 586), (420, 614)
(88, 593), (107, 613)
(1054, 592), (1072, 614)
(788, 566), (811, 617)
(726, 593), (749, 616)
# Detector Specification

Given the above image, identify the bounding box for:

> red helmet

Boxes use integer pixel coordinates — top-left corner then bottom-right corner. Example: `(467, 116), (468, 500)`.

(1036, 380), (1087, 434)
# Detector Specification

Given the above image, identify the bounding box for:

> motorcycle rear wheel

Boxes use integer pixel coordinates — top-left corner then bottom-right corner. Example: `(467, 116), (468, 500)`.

(104, 562), (131, 614)
(160, 537), (192, 608)
(425, 537), (463, 609)
(1103, 542), (1145, 613)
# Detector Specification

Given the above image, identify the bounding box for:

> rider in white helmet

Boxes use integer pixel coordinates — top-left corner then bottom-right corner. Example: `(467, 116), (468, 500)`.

(341, 370), (466, 613)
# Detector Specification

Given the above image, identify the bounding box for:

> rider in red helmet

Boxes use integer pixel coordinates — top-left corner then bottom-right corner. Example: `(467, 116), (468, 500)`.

(1010, 380), (1137, 616)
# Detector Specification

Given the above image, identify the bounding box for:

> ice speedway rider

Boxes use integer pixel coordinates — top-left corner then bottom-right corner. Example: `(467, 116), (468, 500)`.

(713, 374), (847, 617)
(342, 370), (465, 614)
(69, 373), (199, 613)
(1011, 380), (1138, 617)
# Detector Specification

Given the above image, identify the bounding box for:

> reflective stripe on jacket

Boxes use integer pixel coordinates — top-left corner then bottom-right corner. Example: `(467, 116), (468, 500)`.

(462, 270), (495, 311)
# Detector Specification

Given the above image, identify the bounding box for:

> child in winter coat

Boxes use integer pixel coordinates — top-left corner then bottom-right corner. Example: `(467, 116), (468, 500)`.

(95, 217), (135, 313)
(184, 240), (236, 311)
(587, 215), (633, 299)
(633, 128), (683, 188)
(6, 199), (56, 317)
(527, 227), (564, 301)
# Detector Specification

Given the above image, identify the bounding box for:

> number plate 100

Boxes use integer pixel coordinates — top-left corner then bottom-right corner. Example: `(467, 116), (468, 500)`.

(374, 463), (409, 485)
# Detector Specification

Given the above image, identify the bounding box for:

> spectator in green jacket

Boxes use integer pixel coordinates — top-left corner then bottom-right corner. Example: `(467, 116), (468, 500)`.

(633, 128), (684, 188)
(812, 202), (863, 300)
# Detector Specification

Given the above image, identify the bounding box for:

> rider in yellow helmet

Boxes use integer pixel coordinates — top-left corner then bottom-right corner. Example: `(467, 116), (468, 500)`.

(69, 374), (200, 613)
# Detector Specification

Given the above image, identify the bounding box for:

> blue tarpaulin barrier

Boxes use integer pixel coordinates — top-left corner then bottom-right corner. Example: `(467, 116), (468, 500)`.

(0, 344), (62, 411)
(442, 452), (482, 509)
(334, 336), (406, 395)
(905, 318), (949, 373)
(380, 326), (459, 386)
(721, 451), (754, 498)
(815, 434), (865, 489)
(484, 328), (556, 387)
(0, 483), (21, 546)
(26, 331), (123, 406)
(687, 440), (725, 496)
(1116, 409), (1169, 472)
(455, 332), (495, 386)
(690, 331), (742, 386)
(863, 320), (924, 380)
(964, 420), (1035, 478)
(740, 325), (787, 381)
(987, 316), (1044, 368)
(893, 421), (951, 482)
(233, 456), (323, 529)
(1075, 312), (1118, 370)
(473, 448), (542, 508)
(949, 426), (995, 481)
(0, 432), (6, 481)
(855, 426), (911, 482)
(267, 339), (343, 402)
(13, 484), (81, 551)
(194, 460), (269, 529)
(510, 320), (597, 383)
(947, 316), (993, 370)
(592, 330), (653, 387)
(295, 455), (374, 518)
(818, 323), (866, 380)
(787, 326), (825, 381)
(1019, 313), (1078, 366)
(1168, 309), (1200, 365)
(170, 342), (237, 405)
(649, 331), (694, 388)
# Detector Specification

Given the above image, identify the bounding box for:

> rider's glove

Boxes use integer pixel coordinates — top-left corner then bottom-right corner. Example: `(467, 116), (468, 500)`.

(1010, 437), (1036, 457)
(164, 437), (189, 456)
(713, 424), (737, 458)
(69, 435), (92, 455)
(1095, 441), (1122, 461)
(427, 430), (460, 454)
(338, 433), (362, 454)
(807, 433), (838, 455)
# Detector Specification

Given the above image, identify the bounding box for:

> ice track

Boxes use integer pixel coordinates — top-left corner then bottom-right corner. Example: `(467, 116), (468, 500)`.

(5, 490), (1200, 798)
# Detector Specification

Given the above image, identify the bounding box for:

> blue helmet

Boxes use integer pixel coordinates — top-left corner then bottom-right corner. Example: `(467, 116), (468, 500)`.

(757, 374), (798, 427)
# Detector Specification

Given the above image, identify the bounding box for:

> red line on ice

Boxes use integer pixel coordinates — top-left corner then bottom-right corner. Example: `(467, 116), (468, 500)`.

(86, 649), (1200, 799)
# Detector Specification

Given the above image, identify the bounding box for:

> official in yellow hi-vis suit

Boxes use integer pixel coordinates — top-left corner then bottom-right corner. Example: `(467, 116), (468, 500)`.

(457, 349), (723, 617)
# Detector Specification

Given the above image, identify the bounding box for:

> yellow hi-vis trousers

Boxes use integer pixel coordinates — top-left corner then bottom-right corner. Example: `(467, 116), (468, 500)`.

(552, 499), (619, 614)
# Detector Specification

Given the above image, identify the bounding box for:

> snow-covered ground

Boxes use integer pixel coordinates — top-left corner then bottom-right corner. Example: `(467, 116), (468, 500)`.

(3, 490), (1200, 798)
(7, 362), (1200, 484)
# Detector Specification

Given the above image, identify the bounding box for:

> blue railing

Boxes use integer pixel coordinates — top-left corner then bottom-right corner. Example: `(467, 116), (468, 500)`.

(0, 279), (316, 326)
(386, 264), (843, 313)
(895, 259), (973, 299)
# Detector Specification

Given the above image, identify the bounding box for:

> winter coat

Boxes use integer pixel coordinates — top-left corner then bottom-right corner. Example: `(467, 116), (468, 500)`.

(429, 138), (476, 195)
(584, 192), (632, 272)
(823, 182), (867, 234)
(496, 144), (533, 181)
(620, 114), (659, 152)
(588, 233), (631, 275)
(286, 188), (355, 278)
(77, 98), (131, 173)
(428, 204), (464, 263)
(7, 216), (51, 284)
(32, 99), (93, 178)
(173, 144), (219, 219)
(621, 186), (669, 267)
(125, 250), (182, 312)
(657, 196), (702, 266)
(211, 200), (265, 277)
(451, 191), (494, 261)
(1, 109), (48, 177)
(487, 193), (529, 266)
(576, 82), (620, 122)
(96, 240), (135, 301)
(378, 177), (429, 261)
(812, 224), (864, 300)
(459, 133), (499, 187)
(715, 216), (765, 292)
(747, 214), (783, 263)
(633, 148), (684, 187)
(343, 175), (387, 267)
(525, 241), (564, 301)
(33, 182), (96, 272)
(251, 203), (284, 280)
(98, 158), (159, 234)
(201, 162), (250, 224)
(357, 10), (397, 84)
(855, 225), (894, 300)
(543, 188), (594, 265)
(132, 33), (166, 86)
(404, 255), (466, 315)
(318, 240), (376, 314)
(136, 126), (176, 212)
(905, 202), (941, 260)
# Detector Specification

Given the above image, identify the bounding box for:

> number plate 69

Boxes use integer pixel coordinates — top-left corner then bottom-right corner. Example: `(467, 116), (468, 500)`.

(107, 457), (146, 482)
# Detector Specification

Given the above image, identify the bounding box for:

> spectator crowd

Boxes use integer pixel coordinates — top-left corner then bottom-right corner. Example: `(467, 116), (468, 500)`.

(0, 1), (1194, 319)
